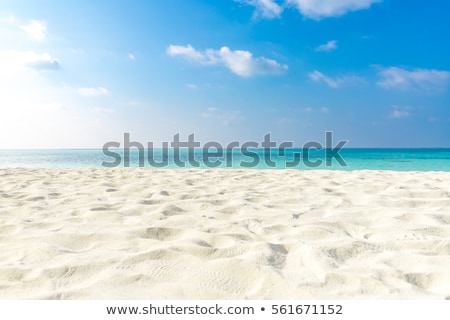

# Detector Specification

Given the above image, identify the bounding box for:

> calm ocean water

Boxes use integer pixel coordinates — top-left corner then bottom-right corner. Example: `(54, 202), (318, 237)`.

(0, 149), (449, 171)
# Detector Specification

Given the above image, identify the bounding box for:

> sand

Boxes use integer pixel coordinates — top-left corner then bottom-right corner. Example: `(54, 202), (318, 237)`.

(0, 168), (449, 299)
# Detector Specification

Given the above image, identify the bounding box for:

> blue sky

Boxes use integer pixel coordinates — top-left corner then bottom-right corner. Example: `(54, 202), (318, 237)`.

(0, 0), (449, 148)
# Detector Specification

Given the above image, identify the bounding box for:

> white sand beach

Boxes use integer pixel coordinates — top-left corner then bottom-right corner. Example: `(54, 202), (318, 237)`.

(0, 168), (449, 299)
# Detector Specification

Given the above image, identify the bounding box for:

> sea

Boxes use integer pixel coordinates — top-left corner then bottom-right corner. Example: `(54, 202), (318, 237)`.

(0, 148), (449, 171)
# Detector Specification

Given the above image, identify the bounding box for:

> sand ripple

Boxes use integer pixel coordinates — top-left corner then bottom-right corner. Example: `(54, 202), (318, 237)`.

(0, 168), (449, 299)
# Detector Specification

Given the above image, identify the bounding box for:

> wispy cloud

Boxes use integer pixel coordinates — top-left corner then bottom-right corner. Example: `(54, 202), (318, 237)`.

(237, 0), (283, 19)
(309, 70), (362, 88)
(286, 0), (382, 19)
(93, 107), (115, 113)
(389, 106), (411, 119)
(240, 0), (381, 20)
(20, 20), (46, 40)
(127, 53), (135, 60)
(302, 107), (329, 113)
(315, 40), (337, 52)
(376, 66), (450, 92)
(167, 44), (288, 77)
(78, 87), (109, 96)
(186, 83), (199, 90)
(200, 107), (242, 126)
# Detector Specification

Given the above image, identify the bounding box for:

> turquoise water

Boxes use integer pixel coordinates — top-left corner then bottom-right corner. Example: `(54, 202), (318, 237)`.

(0, 149), (449, 171)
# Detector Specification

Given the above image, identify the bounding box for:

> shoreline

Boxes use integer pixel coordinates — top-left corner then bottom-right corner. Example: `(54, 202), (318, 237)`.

(1, 148), (450, 172)
(2, 166), (450, 172)
(1, 168), (449, 299)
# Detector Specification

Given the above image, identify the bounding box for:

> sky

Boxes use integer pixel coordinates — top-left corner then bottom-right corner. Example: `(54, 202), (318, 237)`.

(0, 0), (449, 148)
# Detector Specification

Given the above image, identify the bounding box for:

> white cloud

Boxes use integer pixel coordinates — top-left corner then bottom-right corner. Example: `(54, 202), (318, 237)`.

(78, 87), (110, 96)
(286, 0), (382, 19)
(377, 66), (450, 92)
(237, 0), (283, 18)
(26, 53), (60, 70)
(168, 45), (199, 60)
(0, 50), (60, 73)
(309, 70), (362, 88)
(167, 44), (287, 77)
(128, 53), (135, 60)
(389, 106), (411, 119)
(220, 46), (287, 76)
(320, 107), (329, 113)
(167, 44), (219, 64)
(315, 40), (337, 52)
(20, 20), (46, 40)
(240, 0), (381, 20)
